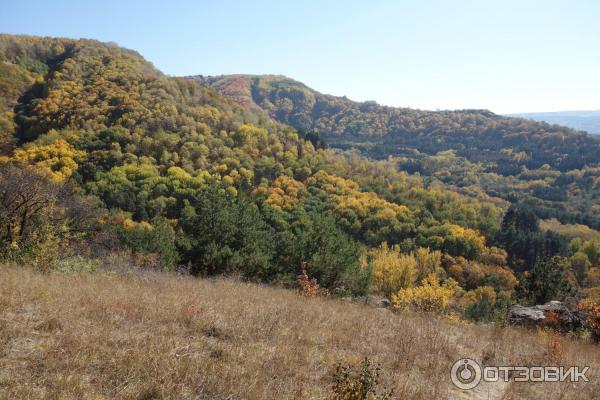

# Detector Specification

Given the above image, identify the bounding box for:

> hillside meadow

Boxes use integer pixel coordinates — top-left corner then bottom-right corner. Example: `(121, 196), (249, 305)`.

(1, 265), (599, 400)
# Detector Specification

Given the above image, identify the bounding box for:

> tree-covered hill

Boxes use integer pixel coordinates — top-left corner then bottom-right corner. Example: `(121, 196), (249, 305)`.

(3, 35), (600, 321)
(194, 74), (600, 230)
(0, 35), (505, 291)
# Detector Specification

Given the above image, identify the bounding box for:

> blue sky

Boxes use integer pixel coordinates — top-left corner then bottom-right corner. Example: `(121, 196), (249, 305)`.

(2, 0), (599, 113)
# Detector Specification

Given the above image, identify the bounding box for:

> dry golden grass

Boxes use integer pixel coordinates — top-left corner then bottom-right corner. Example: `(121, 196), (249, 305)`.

(1, 265), (599, 399)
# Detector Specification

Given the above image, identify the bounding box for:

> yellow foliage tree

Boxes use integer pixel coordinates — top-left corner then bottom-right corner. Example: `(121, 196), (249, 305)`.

(447, 224), (486, 259)
(265, 175), (306, 210)
(460, 286), (497, 310)
(9, 139), (85, 181)
(370, 242), (417, 298)
(391, 273), (458, 313)
(414, 247), (442, 281)
(307, 170), (415, 244)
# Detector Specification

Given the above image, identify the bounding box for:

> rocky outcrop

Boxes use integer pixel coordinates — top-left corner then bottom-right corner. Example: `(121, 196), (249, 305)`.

(508, 301), (586, 330)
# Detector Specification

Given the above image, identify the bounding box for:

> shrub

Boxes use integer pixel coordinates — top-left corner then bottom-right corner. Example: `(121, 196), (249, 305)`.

(0, 164), (61, 256)
(0, 164), (101, 265)
(482, 265), (518, 292)
(370, 245), (443, 299)
(583, 285), (600, 303)
(299, 214), (370, 296)
(296, 264), (328, 297)
(540, 310), (561, 330)
(547, 331), (565, 362)
(442, 225), (485, 260)
(463, 297), (495, 322)
(330, 357), (394, 400)
(271, 210), (371, 296)
(576, 298), (600, 341)
(460, 286), (497, 309)
(52, 255), (101, 273)
(570, 251), (591, 285)
(585, 268), (600, 288)
(479, 246), (508, 266)
(414, 247), (442, 281)
(463, 289), (512, 323)
(113, 216), (178, 270)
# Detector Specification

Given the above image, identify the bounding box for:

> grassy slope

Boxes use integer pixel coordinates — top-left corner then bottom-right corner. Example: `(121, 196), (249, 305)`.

(1, 265), (599, 400)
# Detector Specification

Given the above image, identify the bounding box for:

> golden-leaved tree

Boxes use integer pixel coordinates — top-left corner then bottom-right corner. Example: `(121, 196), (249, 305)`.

(370, 242), (417, 298)
(8, 139), (85, 181)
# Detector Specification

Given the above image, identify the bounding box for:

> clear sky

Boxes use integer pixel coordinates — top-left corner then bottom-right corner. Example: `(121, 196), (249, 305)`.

(2, 0), (599, 113)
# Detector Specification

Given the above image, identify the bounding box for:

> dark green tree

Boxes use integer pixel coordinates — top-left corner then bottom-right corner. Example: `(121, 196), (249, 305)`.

(497, 204), (567, 270)
(516, 256), (573, 305)
(177, 184), (274, 278)
(267, 207), (371, 295)
(296, 212), (371, 296)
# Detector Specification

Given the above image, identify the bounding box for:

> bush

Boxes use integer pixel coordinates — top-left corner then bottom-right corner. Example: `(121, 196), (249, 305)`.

(442, 226), (484, 260)
(414, 247), (442, 281)
(330, 357), (394, 400)
(460, 286), (497, 310)
(570, 251), (591, 285)
(113, 216), (178, 270)
(0, 164), (101, 266)
(462, 288), (513, 322)
(51, 255), (101, 273)
(576, 298), (600, 341)
(463, 297), (495, 322)
(296, 265), (328, 297)
(297, 213), (371, 296)
(0, 164), (61, 256)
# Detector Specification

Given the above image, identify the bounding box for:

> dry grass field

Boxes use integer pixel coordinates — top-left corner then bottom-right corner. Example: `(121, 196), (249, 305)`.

(1, 265), (599, 400)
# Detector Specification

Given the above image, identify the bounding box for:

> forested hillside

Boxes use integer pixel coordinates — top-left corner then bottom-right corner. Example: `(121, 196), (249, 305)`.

(2, 35), (600, 324)
(195, 74), (600, 231)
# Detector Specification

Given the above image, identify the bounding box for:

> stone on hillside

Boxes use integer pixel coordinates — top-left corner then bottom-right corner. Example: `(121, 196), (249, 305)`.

(508, 301), (586, 330)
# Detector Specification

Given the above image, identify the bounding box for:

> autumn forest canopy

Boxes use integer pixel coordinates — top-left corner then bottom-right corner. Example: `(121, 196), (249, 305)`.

(2, 34), (600, 322)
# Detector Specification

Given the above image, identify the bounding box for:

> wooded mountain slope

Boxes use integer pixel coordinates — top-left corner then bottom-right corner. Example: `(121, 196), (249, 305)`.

(0, 35), (506, 290)
(3, 35), (600, 325)
(194, 74), (600, 230)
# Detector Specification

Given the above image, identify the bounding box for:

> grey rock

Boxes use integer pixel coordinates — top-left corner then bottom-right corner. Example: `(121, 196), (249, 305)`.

(508, 304), (546, 324)
(508, 301), (586, 330)
(365, 295), (391, 308)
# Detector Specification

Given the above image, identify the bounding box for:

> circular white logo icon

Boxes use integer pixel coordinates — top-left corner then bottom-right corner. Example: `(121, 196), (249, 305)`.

(451, 358), (482, 390)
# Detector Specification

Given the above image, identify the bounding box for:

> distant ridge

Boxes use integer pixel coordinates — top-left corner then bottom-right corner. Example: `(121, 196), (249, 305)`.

(509, 110), (600, 135)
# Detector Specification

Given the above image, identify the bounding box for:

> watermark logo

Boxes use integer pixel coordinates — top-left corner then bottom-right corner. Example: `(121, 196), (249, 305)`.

(451, 358), (482, 389)
(450, 358), (590, 390)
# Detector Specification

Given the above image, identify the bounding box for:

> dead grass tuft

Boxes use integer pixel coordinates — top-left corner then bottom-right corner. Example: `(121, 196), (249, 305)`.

(34, 317), (63, 333)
